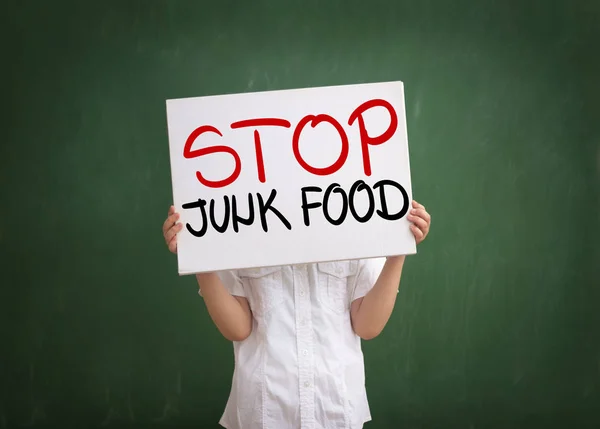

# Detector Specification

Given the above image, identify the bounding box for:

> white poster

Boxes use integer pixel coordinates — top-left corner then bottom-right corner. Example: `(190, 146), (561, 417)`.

(165, 81), (415, 275)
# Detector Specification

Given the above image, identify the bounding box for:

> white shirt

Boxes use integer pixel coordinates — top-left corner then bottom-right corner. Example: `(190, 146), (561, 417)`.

(200, 258), (387, 429)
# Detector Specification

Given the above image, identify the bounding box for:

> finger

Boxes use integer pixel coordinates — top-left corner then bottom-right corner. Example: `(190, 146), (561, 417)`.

(168, 234), (178, 254)
(165, 222), (183, 244)
(162, 212), (180, 235)
(411, 201), (429, 219)
(410, 224), (424, 241)
(409, 207), (431, 223)
(168, 205), (175, 216)
(166, 224), (183, 253)
(412, 200), (424, 209)
(407, 214), (428, 231)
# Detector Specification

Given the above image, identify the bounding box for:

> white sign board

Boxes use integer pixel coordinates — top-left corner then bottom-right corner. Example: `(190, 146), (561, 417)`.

(166, 81), (415, 275)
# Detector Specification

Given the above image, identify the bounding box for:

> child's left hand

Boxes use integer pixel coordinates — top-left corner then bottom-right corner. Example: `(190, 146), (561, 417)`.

(407, 200), (431, 245)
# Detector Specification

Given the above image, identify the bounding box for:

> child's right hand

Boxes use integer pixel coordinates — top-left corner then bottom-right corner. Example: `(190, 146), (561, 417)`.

(163, 205), (183, 254)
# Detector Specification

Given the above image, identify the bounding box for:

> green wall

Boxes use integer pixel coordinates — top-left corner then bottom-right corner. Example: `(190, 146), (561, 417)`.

(1, 0), (598, 428)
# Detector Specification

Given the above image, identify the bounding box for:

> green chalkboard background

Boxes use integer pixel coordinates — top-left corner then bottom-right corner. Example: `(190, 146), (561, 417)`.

(1, 0), (598, 428)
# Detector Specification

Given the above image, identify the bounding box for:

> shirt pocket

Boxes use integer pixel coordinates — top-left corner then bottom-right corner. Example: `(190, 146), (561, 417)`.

(316, 261), (358, 314)
(238, 266), (284, 316)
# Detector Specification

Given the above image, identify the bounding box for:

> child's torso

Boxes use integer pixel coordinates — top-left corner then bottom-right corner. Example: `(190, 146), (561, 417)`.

(220, 260), (376, 429)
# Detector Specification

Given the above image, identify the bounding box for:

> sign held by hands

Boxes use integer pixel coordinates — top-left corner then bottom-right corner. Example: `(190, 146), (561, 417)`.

(166, 81), (415, 275)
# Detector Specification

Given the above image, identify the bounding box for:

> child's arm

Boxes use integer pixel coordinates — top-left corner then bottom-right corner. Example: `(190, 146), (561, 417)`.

(196, 273), (252, 342)
(162, 205), (252, 342)
(350, 200), (431, 340)
(350, 256), (405, 340)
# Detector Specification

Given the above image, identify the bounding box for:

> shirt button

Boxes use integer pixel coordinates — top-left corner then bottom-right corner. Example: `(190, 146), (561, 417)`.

(299, 289), (305, 297)
(304, 381), (310, 388)
(302, 349), (308, 356)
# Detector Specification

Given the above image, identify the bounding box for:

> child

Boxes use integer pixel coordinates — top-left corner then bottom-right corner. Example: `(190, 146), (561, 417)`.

(162, 200), (431, 429)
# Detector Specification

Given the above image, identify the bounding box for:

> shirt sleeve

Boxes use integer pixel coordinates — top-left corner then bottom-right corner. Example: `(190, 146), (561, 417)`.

(197, 270), (246, 298)
(351, 257), (387, 301)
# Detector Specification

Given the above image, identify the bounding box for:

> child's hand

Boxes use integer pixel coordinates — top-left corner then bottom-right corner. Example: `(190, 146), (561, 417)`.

(407, 200), (431, 245)
(162, 205), (183, 254)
